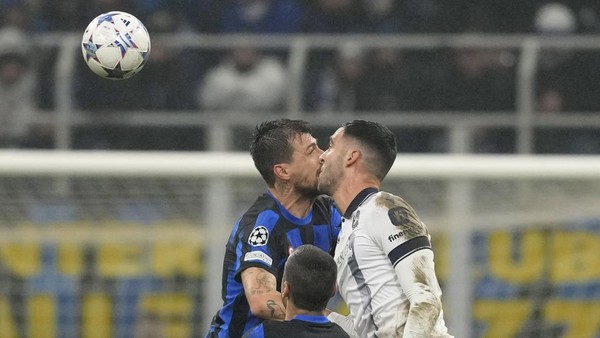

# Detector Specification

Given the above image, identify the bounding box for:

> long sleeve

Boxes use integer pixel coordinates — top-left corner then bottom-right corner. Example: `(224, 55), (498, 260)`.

(327, 311), (360, 338)
(394, 249), (445, 337)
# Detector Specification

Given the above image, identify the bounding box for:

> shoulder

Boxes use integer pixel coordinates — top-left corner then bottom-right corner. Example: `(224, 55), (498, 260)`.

(264, 319), (350, 337)
(313, 195), (342, 223)
(234, 194), (286, 243)
(361, 191), (418, 220)
(239, 194), (281, 225)
(258, 320), (296, 337)
(314, 194), (335, 205)
(360, 191), (428, 238)
(330, 323), (353, 338)
(313, 194), (340, 213)
(246, 194), (279, 213)
(362, 191), (410, 208)
(242, 323), (265, 338)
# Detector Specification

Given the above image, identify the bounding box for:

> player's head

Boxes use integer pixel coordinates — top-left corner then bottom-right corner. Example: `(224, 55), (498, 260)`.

(250, 119), (323, 196)
(282, 244), (337, 312)
(342, 120), (397, 179)
(318, 120), (396, 195)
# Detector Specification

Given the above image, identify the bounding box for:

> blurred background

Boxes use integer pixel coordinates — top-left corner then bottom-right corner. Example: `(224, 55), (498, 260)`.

(0, 0), (600, 337)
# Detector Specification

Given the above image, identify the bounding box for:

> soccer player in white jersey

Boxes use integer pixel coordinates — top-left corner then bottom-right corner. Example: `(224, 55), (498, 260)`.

(318, 120), (453, 338)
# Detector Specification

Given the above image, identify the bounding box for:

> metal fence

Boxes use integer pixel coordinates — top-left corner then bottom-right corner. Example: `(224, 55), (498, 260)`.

(29, 33), (600, 153)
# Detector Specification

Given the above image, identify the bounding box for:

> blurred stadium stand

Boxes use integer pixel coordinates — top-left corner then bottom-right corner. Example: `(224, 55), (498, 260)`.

(0, 0), (599, 154)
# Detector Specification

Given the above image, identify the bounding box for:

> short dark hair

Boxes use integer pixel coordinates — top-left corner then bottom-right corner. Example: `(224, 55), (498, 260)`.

(250, 119), (312, 186)
(342, 120), (397, 180)
(283, 244), (337, 312)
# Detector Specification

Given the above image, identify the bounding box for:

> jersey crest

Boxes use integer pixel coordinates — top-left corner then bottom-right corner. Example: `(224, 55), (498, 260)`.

(351, 210), (360, 229)
(388, 207), (410, 226)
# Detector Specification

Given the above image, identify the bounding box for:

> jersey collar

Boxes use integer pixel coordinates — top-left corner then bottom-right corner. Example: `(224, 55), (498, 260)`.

(344, 187), (379, 219)
(291, 314), (330, 323)
(266, 190), (312, 225)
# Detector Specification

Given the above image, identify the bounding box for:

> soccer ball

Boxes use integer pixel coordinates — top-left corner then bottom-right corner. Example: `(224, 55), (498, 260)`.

(81, 11), (150, 80)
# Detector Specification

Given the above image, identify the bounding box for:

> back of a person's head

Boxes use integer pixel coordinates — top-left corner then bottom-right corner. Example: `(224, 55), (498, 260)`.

(250, 119), (311, 186)
(283, 244), (337, 312)
(342, 120), (397, 180)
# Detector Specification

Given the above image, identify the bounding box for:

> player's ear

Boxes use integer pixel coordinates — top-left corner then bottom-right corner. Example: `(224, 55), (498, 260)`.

(330, 284), (337, 298)
(282, 281), (290, 299)
(345, 149), (360, 167)
(273, 163), (290, 180)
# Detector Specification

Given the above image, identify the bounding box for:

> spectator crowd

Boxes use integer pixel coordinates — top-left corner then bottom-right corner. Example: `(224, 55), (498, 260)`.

(1, 0), (600, 153)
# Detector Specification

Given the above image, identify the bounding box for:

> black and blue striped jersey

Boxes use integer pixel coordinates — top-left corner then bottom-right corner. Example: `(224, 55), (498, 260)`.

(242, 315), (350, 338)
(206, 192), (342, 338)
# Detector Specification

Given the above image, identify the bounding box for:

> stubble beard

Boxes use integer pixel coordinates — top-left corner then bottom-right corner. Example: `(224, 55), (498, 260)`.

(296, 181), (320, 199)
(318, 164), (343, 197)
(294, 170), (321, 199)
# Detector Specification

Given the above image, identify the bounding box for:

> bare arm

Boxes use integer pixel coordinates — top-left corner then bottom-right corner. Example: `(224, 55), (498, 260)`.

(241, 267), (286, 320)
(395, 249), (443, 337)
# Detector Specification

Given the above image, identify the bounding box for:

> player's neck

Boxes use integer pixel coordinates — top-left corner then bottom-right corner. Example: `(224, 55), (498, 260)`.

(285, 304), (325, 320)
(334, 175), (380, 215)
(268, 187), (314, 218)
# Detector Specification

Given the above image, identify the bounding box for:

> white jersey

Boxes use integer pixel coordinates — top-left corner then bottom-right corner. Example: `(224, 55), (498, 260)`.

(333, 188), (453, 338)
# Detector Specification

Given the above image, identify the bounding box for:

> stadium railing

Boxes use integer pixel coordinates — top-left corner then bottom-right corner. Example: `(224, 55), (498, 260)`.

(31, 33), (600, 152)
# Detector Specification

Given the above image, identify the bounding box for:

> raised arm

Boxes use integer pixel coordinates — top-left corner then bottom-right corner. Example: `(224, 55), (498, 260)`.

(241, 267), (286, 320)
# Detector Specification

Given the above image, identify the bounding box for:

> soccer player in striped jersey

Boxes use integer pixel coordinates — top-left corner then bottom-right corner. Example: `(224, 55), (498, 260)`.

(318, 120), (453, 338)
(242, 244), (350, 338)
(206, 119), (342, 338)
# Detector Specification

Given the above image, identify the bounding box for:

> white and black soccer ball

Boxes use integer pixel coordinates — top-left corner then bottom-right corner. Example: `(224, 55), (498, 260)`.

(81, 11), (150, 80)
(248, 226), (269, 246)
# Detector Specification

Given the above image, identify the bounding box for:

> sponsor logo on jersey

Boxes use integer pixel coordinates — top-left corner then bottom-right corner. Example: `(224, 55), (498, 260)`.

(248, 226), (269, 246)
(244, 251), (273, 266)
(388, 231), (405, 242)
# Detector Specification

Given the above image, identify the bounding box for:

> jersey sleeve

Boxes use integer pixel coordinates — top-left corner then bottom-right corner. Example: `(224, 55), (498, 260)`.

(367, 192), (443, 336)
(366, 192), (432, 267)
(234, 209), (284, 282)
(395, 249), (444, 336)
